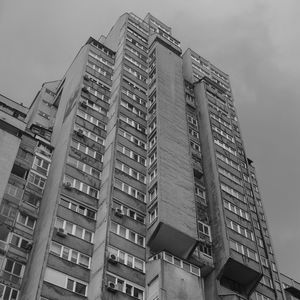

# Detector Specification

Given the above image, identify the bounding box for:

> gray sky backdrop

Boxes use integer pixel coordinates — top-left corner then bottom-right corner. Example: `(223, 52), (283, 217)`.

(1, 0), (300, 281)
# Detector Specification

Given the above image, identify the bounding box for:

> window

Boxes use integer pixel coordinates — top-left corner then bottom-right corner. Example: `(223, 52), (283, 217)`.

(5, 183), (24, 199)
(10, 233), (31, 250)
(120, 100), (146, 119)
(74, 124), (105, 145)
(187, 115), (198, 127)
(32, 156), (50, 176)
(149, 168), (157, 182)
(63, 175), (99, 198)
(149, 135), (157, 150)
(121, 87), (147, 107)
(88, 51), (113, 67)
(17, 212), (36, 229)
(149, 204), (158, 224)
(115, 161), (146, 183)
(190, 141), (201, 153)
(125, 45), (147, 63)
(149, 184), (158, 202)
(55, 218), (94, 243)
(221, 183), (245, 202)
(86, 61), (108, 77)
(119, 128), (147, 150)
(148, 119), (156, 135)
(70, 140), (101, 160)
(214, 139), (236, 156)
(67, 156), (101, 179)
(4, 259), (24, 277)
(77, 109), (106, 130)
(116, 143), (146, 166)
(149, 151), (157, 166)
(260, 276), (273, 289)
(195, 187), (206, 200)
(210, 113), (232, 129)
(223, 200), (250, 221)
(216, 152), (240, 170)
(0, 201), (17, 220)
(107, 272), (144, 299)
(127, 27), (147, 43)
(212, 126), (235, 143)
(199, 244), (212, 257)
(124, 54), (147, 71)
(50, 241), (91, 268)
(186, 93), (195, 104)
(28, 171), (46, 190)
(23, 191), (40, 208)
(149, 91), (156, 107)
(260, 256), (268, 268)
(255, 292), (272, 300)
(112, 200), (145, 224)
(198, 221), (211, 240)
(229, 239), (258, 262)
(60, 198), (96, 219)
(119, 114), (146, 134)
(123, 76), (147, 95)
(114, 179), (146, 202)
(110, 221), (145, 247)
(0, 284), (19, 300)
(108, 246), (145, 272)
(189, 128), (199, 139)
(218, 167), (242, 185)
(227, 219), (254, 241)
(161, 252), (200, 276)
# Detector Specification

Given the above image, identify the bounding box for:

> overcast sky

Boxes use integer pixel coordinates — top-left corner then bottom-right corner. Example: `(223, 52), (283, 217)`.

(1, 0), (300, 281)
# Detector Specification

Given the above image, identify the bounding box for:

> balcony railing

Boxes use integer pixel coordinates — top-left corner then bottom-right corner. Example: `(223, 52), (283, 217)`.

(5, 184), (24, 200)
(0, 270), (22, 285)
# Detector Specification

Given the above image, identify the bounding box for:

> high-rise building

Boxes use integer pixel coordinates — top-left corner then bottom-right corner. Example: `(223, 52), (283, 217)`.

(0, 12), (299, 300)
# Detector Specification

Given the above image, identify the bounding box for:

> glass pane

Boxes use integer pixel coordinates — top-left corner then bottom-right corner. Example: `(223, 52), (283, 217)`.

(75, 282), (86, 295)
(62, 247), (70, 260)
(119, 226), (126, 238)
(13, 263), (22, 276)
(75, 227), (83, 239)
(84, 231), (92, 242)
(66, 279), (74, 291)
(4, 259), (14, 272)
(10, 235), (20, 247)
(125, 284), (132, 295)
(71, 251), (78, 263)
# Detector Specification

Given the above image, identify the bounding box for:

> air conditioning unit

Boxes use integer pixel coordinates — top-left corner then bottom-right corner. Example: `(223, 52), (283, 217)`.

(114, 208), (124, 218)
(25, 241), (33, 251)
(107, 281), (118, 293)
(76, 129), (84, 137)
(81, 86), (89, 93)
(108, 253), (118, 264)
(83, 75), (90, 81)
(80, 100), (88, 108)
(63, 182), (73, 190)
(57, 227), (68, 238)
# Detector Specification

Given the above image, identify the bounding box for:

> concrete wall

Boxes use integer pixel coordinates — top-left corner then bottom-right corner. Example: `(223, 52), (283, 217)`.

(0, 128), (21, 203)
(148, 42), (198, 258)
(21, 44), (89, 300)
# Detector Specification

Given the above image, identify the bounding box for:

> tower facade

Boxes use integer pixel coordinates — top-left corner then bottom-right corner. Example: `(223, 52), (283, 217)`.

(0, 12), (299, 300)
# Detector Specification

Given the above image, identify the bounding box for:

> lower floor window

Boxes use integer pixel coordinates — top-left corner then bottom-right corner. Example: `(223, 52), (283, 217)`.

(0, 284), (18, 300)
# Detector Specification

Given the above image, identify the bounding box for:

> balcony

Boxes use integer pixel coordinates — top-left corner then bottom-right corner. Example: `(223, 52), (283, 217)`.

(0, 270), (22, 286)
(219, 251), (262, 296)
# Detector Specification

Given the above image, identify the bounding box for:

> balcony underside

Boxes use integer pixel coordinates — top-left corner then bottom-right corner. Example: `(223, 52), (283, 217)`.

(148, 222), (198, 259)
(219, 257), (262, 296)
